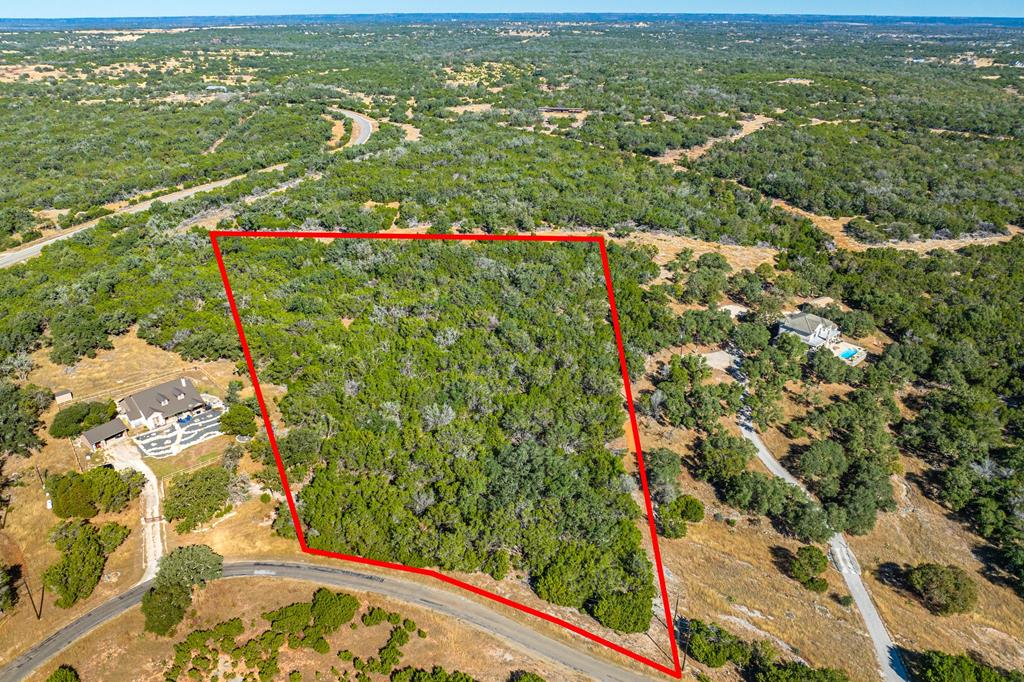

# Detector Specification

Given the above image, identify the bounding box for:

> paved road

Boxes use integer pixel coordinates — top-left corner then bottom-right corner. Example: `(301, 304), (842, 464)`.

(0, 173), (258, 270)
(726, 352), (910, 682)
(0, 107), (377, 270)
(337, 109), (375, 146)
(0, 561), (656, 682)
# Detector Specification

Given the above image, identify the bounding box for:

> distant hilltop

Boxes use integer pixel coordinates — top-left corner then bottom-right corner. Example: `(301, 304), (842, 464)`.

(1, 13), (1023, 31)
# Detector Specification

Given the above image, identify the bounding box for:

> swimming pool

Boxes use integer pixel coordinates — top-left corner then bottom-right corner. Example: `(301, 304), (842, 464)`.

(840, 348), (858, 360)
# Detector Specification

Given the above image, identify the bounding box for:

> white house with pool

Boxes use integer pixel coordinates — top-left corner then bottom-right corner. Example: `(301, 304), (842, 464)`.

(118, 377), (207, 429)
(778, 311), (866, 366)
(778, 312), (840, 347)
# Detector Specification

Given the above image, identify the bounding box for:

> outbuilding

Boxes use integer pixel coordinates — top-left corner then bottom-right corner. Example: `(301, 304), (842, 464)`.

(81, 418), (129, 452)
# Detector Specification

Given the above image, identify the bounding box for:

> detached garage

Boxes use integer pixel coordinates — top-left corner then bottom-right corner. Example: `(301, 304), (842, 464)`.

(81, 419), (128, 452)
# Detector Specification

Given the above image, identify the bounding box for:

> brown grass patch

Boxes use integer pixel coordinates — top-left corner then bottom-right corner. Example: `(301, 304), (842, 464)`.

(25, 577), (582, 682)
(448, 102), (494, 114)
(848, 456), (1024, 671)
(0, 437), (144, 666)
(27, 329), (241, 405)
(0, 64), (70, 83)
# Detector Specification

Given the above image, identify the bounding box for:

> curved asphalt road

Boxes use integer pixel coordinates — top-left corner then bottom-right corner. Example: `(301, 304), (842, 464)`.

(336, 109), (375, 147)
(0, 108), (378, 271)
(0, 561), (657, 682)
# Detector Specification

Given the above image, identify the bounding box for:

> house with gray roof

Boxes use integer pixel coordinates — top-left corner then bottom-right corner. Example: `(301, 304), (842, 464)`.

(118, 377), (206, 429)
(778, 312), (840, 348)
(81, 418), (128, 452)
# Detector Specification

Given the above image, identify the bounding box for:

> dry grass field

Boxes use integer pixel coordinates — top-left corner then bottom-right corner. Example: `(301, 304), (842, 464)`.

(0, 428), (144, 666)
(27, 328), (241, 406)
(630, 411), (880, 680)
(25, 577), (583, 682)
(849, 456), (1024, 672)
(0, 331), (248, 667)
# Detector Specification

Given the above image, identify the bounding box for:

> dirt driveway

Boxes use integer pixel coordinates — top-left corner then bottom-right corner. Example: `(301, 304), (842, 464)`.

(103, 441), (164, 583)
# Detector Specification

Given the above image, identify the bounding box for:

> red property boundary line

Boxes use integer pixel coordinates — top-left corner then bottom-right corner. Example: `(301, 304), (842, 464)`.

(209, 230), (683, 679)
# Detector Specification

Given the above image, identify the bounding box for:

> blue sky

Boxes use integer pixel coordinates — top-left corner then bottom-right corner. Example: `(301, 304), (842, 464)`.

(5, 1), (1023, 18)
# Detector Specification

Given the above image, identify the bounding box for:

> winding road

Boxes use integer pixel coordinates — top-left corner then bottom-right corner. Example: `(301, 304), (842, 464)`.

(0, 561), (653, 682)
(336, 108), (375, 147)
(738, 415), (910, 681)
(0, 108), (378, 271)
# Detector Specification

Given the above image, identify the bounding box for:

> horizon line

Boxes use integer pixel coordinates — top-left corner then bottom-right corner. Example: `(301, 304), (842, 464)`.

(2, 11), (1024, 21)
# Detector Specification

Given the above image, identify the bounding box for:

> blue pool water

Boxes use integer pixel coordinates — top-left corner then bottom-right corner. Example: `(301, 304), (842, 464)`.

(840, 348), (858, 360)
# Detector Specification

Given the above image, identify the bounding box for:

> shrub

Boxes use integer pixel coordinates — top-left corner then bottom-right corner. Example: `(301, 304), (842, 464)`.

(142, 581), (192, 635)
(46, 467), (144, 518)
(164, 467), (231, 533)
(789, 545), (829, 589)
(49, 400), (117, 438)
(589, 588), (654, 633)
(913, 650), (1024, 682)
(45, 665), (81, 682)
(220, 403), (257, 437)
(687, 620), (750, 668)
(310, 588), (359, 632)
(658, 495), (705, 538)
(907, 564), (978, 615)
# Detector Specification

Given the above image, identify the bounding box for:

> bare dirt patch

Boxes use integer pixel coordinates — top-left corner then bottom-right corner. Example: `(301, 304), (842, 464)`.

(656, 114), (773, 166)
(0, 64), (70, 83)
(765, 196), (1024, 253)
(393, 121), (422, 141)
(322, 112), (347, 148)
(540, 109), (589, 131)
(448, 102), (494, 114)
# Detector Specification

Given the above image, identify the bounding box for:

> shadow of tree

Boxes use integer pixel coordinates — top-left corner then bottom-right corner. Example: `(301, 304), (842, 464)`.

(770, 545), (794, 579)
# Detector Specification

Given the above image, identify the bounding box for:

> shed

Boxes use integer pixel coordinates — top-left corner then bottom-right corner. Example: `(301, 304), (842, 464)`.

(54, 390), (73, 405)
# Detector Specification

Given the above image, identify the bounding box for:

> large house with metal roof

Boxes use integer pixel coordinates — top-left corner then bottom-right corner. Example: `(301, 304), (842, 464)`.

(118, 377), (207, 430)
(778, 312), (841, 348)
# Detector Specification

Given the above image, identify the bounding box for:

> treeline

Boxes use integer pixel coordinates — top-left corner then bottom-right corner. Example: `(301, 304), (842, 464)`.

(685, 618), (848, 680)
(700, 122), (1024, 241)
(565, 112), (740, 157)
(164, 573), (548, 682)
